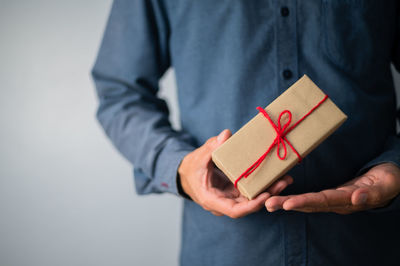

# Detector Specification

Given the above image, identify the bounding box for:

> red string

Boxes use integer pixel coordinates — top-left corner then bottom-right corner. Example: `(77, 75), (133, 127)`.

(234, 95), (329, 188)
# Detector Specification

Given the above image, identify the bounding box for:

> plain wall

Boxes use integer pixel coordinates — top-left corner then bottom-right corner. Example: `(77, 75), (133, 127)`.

(0, 1), (182, 266)
(0, 1), (399, 266)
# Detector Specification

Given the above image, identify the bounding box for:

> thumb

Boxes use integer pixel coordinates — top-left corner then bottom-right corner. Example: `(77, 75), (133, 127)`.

(216, 129), (232, 145)
(202, 129), (232, 157)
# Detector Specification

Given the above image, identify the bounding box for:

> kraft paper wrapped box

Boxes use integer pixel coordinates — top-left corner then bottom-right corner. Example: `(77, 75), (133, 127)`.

(212, 75), (347, 200)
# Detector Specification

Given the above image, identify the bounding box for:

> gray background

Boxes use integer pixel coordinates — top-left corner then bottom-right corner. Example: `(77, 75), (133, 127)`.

(0, 1), (399, 266)
(0, 1), (182, 266)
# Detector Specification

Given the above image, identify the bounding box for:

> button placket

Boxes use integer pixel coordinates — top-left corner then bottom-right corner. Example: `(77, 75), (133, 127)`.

(277, 2), (298, 90)
(275, 1), (305, 265)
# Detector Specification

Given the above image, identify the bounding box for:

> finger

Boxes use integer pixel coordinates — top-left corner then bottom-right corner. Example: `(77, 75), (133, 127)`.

(217, 129), (232, 143)
(233, 194), (256, 203)
(351, 169), (400, 208)
(265, 195), (293, 212)
(203, 129), (232, 152)
(284, 185), (383, 214)
(199, 129), (232, 167)
(282, 189), (353, 212)
(228, 192), (270, 218)
(211, 211), (224, 216)
(267, 175), (293, 195)
(290, 205), (357, 214)
(351, 187), (370, 206)
(289, 207), (351, 214)
(205, 191), (270, 219)
(351, 186), (391, 208)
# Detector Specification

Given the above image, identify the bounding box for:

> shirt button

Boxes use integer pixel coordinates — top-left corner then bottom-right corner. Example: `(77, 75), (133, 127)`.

(281, 7), (289, 17)
(283, 69), (293, 80)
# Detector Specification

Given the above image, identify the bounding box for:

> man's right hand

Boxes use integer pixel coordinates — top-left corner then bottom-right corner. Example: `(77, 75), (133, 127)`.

(178, 129), (293, 218)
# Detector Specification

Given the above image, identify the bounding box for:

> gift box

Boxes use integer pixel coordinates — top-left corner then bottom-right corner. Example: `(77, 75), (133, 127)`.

(212, 75), (347, 199)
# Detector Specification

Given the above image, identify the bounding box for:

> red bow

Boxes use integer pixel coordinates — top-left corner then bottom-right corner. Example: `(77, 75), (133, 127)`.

(234, 95), (328, 188)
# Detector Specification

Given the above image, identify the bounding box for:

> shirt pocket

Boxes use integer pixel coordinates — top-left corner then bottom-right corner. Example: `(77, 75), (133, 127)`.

(320, 0), (393, 75)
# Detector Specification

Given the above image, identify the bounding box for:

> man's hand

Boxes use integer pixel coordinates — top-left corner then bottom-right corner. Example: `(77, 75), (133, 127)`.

(265, 163), (400, 214)
(178, 129), (293, 218)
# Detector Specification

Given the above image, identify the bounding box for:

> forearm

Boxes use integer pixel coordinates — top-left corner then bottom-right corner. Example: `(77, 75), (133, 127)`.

(94, 74), (195, 194)
(92, 0), (195, 196)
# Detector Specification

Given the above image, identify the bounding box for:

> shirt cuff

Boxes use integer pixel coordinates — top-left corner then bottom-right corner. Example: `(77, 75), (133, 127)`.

(133, 137), (194, 196)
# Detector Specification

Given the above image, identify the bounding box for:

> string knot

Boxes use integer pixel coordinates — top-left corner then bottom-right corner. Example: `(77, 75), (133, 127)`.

(266, 108), (292, 160)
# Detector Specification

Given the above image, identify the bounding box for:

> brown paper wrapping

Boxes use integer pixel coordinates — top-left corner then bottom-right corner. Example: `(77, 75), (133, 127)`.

(212, 75), (347, 199)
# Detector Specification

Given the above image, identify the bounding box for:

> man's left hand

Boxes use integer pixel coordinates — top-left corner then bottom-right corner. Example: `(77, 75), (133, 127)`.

(265, 163), (400, 214)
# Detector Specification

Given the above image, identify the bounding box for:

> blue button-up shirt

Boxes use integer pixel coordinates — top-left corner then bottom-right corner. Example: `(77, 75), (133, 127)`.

(92, 1), (400, 265)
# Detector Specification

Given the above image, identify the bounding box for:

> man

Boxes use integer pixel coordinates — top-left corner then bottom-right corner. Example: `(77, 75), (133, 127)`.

(92, 1), (400, 265)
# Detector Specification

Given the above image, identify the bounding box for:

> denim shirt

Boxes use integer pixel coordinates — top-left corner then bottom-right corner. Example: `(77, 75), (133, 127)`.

(92, 1), (400, 265)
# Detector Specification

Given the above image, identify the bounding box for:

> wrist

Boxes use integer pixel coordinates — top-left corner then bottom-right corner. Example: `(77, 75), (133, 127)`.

(177, 172), (192, 200)
(177, 155), (192, 200)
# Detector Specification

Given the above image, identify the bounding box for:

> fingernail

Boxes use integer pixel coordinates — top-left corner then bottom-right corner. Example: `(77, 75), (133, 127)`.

(268, 205), (280, 212)
(359, 193), (368, 204)
(217, 130), (226, 143)
(276, 184), (285, 194)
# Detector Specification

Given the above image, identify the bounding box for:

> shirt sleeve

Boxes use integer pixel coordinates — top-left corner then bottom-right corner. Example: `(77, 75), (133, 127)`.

(356, 6), (400, 212)
(92, 0), (195, 196)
